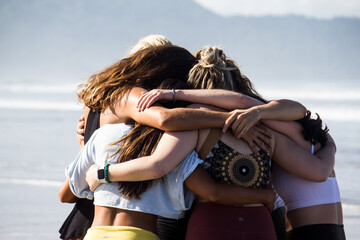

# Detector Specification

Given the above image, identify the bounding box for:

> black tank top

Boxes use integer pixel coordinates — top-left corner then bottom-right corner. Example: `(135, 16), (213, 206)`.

(59, 109), (101, 239)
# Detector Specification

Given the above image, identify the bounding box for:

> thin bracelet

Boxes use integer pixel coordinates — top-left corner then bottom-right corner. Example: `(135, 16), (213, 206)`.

(104, 163), (112, 183)
(172, 89), (176, 103)
(326, 139), (337, 152)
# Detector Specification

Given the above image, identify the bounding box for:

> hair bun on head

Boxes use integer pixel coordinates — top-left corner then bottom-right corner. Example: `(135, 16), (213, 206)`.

(198, 46), (223, 68)
(198, 46), (235, 72)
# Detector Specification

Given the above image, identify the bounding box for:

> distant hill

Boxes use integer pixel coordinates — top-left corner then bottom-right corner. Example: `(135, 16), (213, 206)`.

(0, 0), (359, 83)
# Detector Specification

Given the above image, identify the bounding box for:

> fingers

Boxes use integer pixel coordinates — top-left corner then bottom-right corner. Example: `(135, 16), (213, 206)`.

(144, 92), (160, 109)
(223, 112), (237, 132)
(77, 134), (84, 141)
(79, 115), (85, 122)
(258, 135), (271, 151)
(77, 128), (85, 135)
(136, 91), (147, 110)
(234, 121), (248, 138)
(255, 137), (269, 154)
(76, 118), (85, 138)
(255, 124), (272, 138)
(246, 138), (259, 155)
(137, 90), (163, 111)
(252, 128), (272, 153)
(137, 91), (153, 111)
(77, 128), (85, 136)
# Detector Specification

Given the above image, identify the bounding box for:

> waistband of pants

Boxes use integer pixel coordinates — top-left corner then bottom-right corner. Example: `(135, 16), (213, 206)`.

(84, 226), (160, 240)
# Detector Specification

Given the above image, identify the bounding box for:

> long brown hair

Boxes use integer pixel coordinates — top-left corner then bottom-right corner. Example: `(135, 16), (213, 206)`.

(77, 45), (197, 113)
(109, 79), (192, 199)
(110, 124), (164, 199)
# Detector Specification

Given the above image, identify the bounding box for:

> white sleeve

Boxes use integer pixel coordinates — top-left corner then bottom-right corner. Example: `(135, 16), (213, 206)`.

(65, 133), (98, 200)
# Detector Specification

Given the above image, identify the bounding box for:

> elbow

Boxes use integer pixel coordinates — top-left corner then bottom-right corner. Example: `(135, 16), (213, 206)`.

(155, 110), (174, 131)
(306, 170), (329, 182)
(238, 95), (255, 108)
(201, 187), (223, 204)
(317, 175), (328, 182)
(296, 102), (307, 118)
(58, 191), (69, 203)
(207, 193), (222, 204)
(300, 105), (307, 117)
(313, 163), (334, 182)
(151, 161), (172, 179)
(310, 175), (328, 182)
(58, 188), (77, 203)
(151, 167), (168, 179)
(315, 169), (331, 182)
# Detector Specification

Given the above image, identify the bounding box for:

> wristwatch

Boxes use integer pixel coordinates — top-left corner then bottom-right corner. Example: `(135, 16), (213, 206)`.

(97, 166), (107, 184)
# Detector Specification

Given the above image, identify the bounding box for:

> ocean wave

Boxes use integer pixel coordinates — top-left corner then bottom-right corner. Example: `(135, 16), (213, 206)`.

(1, 83), (360, 101)
(0, 98), (359, 121)
(309, 107), (360, 122)
(0, 83), (79, 94)
(259, 88), (360, 101)
(0, 99), (81, 111)
(0, 177), (63, 187)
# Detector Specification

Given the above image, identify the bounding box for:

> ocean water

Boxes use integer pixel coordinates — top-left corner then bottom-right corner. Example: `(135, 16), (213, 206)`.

(0, 79), (359, 239)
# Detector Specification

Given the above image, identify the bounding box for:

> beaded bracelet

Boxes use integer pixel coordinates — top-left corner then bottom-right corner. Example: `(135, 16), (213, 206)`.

(104, 163), (112, 183)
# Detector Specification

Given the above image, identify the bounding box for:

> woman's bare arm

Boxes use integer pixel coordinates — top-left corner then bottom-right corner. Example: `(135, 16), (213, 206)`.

(137, 89), (261, 110)
(185, 166), (275, 212)
(272, 130), (336, 181)
(58, 178), (77, 203)
(137, 88), (306, 123)
(135, 88), (306, 135)
(104, 87), (231, 131)
(85, 129), (199, 191)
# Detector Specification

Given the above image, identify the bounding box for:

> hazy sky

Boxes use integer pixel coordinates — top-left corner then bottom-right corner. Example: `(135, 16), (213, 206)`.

(194, 0), (360, 19)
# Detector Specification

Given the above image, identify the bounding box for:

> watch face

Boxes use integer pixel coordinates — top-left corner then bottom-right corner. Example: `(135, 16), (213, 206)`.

(97, 169), (105, 179)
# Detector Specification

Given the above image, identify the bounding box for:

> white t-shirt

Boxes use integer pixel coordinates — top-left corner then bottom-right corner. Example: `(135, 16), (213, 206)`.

(66, 123), (203, 219)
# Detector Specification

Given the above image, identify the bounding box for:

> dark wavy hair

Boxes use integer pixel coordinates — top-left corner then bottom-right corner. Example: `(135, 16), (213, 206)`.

(109, 79), (192, 199)
(296, 110), (329, 146)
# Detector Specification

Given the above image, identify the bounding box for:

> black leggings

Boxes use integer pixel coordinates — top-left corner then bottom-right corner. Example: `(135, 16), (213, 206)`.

(287, 224), (346, 240)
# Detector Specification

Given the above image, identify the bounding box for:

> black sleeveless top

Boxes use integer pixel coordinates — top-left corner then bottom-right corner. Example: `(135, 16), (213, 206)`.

(59, 109), (101, 239)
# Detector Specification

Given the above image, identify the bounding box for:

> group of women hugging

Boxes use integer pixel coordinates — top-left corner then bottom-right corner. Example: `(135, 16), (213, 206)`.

(58, 35), (346, 240)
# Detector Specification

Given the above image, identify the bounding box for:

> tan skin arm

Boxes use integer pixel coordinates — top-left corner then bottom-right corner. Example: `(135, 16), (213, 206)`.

(272, 130), (336, 181)
(58, 178), (77, 203)
(184, 166), (275, 212)
(105, 87), (232, 131)
(136, 88), (307, 136)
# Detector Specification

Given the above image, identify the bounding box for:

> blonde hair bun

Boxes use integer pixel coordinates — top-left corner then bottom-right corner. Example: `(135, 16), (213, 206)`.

(199, 46), (236, 72)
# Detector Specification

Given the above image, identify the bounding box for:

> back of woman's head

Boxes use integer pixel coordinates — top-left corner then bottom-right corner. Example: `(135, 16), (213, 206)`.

(128, 34), (172, 55)
(78, 45), (197, 112)
(188, 46), (265, 102)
